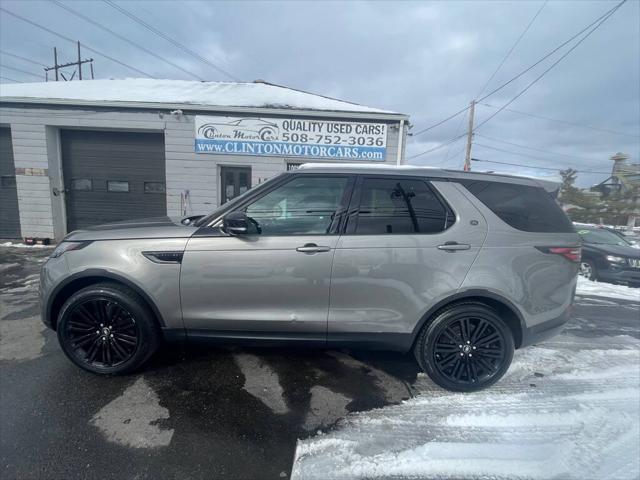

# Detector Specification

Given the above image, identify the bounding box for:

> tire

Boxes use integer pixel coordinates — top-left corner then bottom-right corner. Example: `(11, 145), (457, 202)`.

(579, 260), (597, 281)
(57, 282), (161, 375)
(414, 302), (515, 392)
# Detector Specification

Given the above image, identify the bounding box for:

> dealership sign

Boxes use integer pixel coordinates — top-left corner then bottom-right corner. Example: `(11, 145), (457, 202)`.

(194, 116), (387, 161)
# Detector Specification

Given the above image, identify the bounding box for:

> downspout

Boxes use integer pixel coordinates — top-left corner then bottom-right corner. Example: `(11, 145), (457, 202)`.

(396, 119), (405, 166)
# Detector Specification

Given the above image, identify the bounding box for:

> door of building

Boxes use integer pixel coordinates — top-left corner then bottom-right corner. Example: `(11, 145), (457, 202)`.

(220, 167), (251, 204)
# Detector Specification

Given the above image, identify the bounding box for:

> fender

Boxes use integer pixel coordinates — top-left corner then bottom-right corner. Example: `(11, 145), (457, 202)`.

(45, 268), (167, 329)
(410, 289), (527, 347)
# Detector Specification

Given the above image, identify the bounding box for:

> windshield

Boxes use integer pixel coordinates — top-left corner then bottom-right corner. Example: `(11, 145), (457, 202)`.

(577, 228), (632, 246)
(193, 173), (285, 227)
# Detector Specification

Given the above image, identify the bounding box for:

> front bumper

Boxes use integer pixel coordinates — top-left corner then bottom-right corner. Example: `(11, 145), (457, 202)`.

(598, 267), (640, 285)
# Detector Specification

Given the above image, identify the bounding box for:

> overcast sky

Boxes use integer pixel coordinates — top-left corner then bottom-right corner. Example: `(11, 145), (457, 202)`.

(1, 0), (638, 186)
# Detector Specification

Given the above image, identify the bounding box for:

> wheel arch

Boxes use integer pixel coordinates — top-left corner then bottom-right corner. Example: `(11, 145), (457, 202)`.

(411, 290), (525, 349)
(46, 269), (166, 331)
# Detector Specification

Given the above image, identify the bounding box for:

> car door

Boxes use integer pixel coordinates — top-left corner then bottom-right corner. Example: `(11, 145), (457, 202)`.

(328, 176), (488, 347)
(180, 174), (354, 342)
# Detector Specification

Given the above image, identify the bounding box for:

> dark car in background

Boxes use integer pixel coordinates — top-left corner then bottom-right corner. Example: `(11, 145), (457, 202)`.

(577, 225), (640, 287)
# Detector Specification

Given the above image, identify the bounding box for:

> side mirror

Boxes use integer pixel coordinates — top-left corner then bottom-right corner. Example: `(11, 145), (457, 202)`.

(223, 211), (249, 235)
(181, 214), (204, 226)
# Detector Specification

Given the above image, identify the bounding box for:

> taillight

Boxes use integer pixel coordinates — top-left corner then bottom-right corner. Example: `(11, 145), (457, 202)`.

(536, 246), (581, 263)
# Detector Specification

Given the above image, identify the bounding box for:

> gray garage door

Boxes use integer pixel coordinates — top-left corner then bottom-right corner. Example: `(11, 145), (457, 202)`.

(0, 128), (21, 238)
(61, 130), (166, 231)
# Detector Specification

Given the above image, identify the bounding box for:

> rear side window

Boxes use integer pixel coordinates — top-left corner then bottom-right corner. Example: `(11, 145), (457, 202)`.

(460, 180), (574, 233)
(354, 178), (454, 235)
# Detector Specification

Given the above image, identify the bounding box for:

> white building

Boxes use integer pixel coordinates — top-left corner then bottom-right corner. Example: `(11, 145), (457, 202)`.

(0, 78), (408, 241)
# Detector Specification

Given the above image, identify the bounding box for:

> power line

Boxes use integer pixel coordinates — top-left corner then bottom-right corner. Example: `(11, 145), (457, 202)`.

(412, 106), (470, 137)
(103, 0), (239, 81)
(0, 6), (154, 78)
(471, 157), (611, 175)
(1, 64), (42, 79)
(412, 0), (626, 138)
(0, 75), (21, 83)
(408, 133), (467, 160)
(0, 50), (47, 67)
(476, 0), (548, 98)
(479, 102), (640, 138)
(474, 0), (626, 132)
(473, 143), (611, 173)
(51, 0), (204, 81)
(475, 133), (597, 161)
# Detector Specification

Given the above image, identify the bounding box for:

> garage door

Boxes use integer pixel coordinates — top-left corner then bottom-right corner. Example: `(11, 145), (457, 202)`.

(0, 128), (21, 238)
(61, 130), (166, 231)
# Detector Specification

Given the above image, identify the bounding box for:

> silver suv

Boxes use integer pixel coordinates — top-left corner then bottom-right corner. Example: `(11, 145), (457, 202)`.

(40, 164), (579, 391)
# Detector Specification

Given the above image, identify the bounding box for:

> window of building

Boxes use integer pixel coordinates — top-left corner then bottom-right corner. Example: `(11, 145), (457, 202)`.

(107, 180), (129, 193)
(144, 182), (166, 194)
(244, 176), (349, 235)
(71, 178), (92, 191)
(354, 178), (453, 235)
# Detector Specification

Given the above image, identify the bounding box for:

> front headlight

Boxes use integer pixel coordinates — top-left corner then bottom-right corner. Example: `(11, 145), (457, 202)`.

(50, 241), (91, 258)
(605, 255), (626, 264)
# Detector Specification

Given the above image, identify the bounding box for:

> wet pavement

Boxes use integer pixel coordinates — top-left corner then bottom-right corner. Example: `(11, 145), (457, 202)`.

(1, 245), (638, 480)
(0, 246), (418, 480)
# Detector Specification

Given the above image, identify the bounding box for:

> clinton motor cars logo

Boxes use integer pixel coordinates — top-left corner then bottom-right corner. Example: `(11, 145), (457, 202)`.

(195, 115), (387, 161)
(197, 118), (280, 142)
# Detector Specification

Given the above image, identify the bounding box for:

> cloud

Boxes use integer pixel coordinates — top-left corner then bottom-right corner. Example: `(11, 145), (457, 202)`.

(1, 0), (638, 187)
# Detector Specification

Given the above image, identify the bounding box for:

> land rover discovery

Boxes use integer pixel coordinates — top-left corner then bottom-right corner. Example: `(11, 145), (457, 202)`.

(40, 164), (579, 391)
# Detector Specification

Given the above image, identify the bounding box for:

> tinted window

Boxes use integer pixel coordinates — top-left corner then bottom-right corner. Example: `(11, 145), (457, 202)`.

(461, 180), (574, 233)
(577, 228), (631, 246)
(354, 178), (453, 235)
(244, 176), (349, 235)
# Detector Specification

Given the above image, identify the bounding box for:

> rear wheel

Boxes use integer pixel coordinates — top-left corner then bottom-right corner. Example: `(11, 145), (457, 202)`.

(414, 302), (514, 392)
(57, 283), (160, 375)
(579, 260), (597, 281)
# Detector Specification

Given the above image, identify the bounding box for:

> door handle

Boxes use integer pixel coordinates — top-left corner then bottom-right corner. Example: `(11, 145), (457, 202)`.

(437, 242), (471, 251)
(296, 243), (331, 254)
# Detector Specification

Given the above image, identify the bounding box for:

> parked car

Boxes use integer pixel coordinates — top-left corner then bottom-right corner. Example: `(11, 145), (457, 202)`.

(40, 165), (579, 392)
(576, 225), (640, 287)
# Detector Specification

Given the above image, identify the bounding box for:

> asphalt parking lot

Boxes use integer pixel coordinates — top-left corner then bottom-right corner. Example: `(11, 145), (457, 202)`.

(0, 246), (418, 480)
(1, 245), (639, 480)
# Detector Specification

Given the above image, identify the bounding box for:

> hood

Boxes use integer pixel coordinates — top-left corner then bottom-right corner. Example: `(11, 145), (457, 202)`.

(584, 242), (640, 259)
(63, 216), (199, 241)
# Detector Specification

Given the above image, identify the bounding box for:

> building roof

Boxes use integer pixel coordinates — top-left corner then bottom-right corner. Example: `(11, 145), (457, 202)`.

(0, 78), (405, 118)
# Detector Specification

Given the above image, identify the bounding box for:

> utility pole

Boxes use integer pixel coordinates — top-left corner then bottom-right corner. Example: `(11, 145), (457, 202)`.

(53, 47), (59, 81)
(463, 100), (476, 171)
(45, 42), (94, 81)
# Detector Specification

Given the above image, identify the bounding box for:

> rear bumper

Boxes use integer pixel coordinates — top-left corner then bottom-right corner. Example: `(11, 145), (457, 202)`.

(520, 305), (572, 347)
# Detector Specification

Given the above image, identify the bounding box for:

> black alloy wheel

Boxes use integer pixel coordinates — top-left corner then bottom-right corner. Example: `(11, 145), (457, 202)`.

(63, 298), (139, 368)
(57, 283), (160, 375)
(415, 302), (514, 392)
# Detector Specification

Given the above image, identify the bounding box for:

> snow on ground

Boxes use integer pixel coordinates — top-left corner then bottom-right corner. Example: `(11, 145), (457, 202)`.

(292, 294), (640, 480)
(0, 242), (52, 249)
(576, 276), (640, 301)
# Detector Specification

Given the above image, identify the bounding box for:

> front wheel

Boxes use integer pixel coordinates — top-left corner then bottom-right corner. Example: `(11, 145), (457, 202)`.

(57, 283), (160, 375)
(414, 302), (514, 392)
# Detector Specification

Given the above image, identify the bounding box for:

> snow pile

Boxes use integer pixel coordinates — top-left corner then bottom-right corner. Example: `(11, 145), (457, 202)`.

(291, 334), (640, 480)
(0, 242), (52, 249)
(576, 276), (639, 301)
(0, 78), (396, 114)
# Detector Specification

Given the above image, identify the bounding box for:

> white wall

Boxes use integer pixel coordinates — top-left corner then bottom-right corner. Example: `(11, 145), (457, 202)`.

(0, 105), (407, 240)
